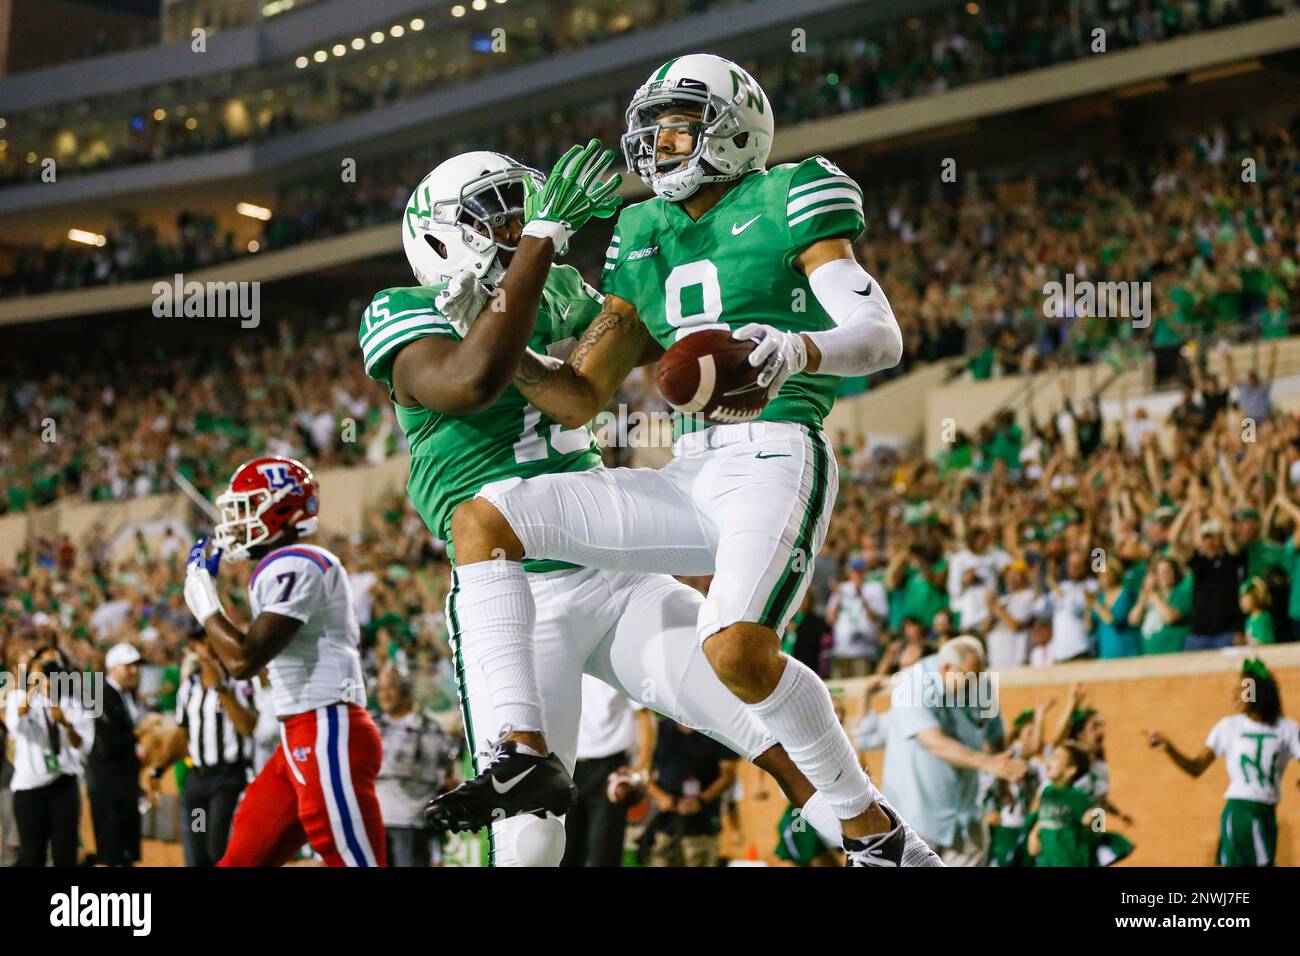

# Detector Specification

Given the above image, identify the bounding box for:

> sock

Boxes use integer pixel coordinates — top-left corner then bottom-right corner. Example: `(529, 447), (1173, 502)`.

(748, 657), (872, 819)
(452, 560), (543, 735)
(802, 784), (944, 866)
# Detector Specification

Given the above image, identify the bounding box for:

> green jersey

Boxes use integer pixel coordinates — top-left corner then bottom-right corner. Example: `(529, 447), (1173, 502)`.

(602, 155), (866, 435)
(359, 265), (604, 568)
(1031, 784), (1095, 867)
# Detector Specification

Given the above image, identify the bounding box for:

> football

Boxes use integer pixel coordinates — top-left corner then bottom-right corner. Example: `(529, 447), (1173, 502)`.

(656, 329), (770, 424)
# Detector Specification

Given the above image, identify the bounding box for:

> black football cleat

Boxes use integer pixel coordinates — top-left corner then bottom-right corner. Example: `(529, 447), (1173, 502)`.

(425, 739), (575, 833)
(843, 803), (906, 867)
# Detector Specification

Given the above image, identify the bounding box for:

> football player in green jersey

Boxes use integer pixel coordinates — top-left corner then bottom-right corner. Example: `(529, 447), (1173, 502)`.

(450, 55), (916, 865)
(365, 147), (940, 865)
(365, 141), (624, 837)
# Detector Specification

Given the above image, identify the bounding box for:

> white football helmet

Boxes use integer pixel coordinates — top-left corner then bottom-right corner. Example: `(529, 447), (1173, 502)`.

(403, 150), (543, 288)
(622, 53), (774, 202)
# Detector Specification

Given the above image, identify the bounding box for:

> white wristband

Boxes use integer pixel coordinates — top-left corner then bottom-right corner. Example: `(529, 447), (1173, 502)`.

(183, 565), (224, 626)
(521, 219), (572, 255)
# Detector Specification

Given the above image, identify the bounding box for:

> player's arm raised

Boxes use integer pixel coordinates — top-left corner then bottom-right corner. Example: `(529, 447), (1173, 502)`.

(183, 537), (316, 680)
(512, 292), (660, 428)
(391, 236), (555, 414)
(392, 140), (623, 415)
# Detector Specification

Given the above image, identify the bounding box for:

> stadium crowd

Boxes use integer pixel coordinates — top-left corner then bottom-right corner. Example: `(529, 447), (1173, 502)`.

(4, 111), (1296, 511)
(5, 0), (1295, 293)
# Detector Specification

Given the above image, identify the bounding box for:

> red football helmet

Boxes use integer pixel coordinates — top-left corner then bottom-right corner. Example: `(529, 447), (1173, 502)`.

(213, 456), (320, 562)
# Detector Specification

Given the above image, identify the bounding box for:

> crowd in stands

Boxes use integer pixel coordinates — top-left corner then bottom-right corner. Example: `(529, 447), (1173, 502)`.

(807, 344), (1294, 679)
(4, 107), (1296, 512)
(4, 0), (1294, 294)
(0, 0), (735, 187)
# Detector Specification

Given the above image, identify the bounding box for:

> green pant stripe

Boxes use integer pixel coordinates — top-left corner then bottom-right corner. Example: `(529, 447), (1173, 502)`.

(760, 428), (830, 629)
(449, 569), (496, 867)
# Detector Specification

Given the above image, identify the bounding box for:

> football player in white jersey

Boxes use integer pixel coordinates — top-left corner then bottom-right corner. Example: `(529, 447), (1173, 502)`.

(1147, 658), (1300, 866)
(183, 456), (385, 867)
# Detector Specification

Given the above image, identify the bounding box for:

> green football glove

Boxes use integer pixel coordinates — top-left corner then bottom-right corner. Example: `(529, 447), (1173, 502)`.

(521, 139), (623, 254)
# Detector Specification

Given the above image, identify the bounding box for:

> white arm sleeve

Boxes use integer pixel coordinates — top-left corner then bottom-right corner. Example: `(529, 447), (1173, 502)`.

(803, 257), (903, 377)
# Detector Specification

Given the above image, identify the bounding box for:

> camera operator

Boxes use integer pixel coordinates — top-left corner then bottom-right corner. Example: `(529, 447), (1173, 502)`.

(4, 645), (94, 867)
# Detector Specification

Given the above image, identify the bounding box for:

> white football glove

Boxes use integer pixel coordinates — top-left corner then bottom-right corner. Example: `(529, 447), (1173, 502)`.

(435, 270), (491, 337)
(183, 536), (225, 626)
(733, 323), (809, 397)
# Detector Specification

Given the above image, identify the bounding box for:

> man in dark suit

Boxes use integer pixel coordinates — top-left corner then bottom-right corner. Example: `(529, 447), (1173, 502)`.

(87, 644), (143, 866)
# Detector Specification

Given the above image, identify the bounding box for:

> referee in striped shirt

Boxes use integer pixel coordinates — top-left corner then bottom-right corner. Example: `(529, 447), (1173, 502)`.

(174, 640), (257, 866)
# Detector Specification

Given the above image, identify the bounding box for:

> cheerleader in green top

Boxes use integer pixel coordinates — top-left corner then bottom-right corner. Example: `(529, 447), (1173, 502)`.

(1239, 577), (1275, 645)
(1049, 685), (1137, 865)
(984, 704), (1050, 867)
(1147, 659), (1300, 866)
(1027, 743), (1100, 867)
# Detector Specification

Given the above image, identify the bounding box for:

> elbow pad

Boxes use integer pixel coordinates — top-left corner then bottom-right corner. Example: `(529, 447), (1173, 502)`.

(803, 258), (903, 377)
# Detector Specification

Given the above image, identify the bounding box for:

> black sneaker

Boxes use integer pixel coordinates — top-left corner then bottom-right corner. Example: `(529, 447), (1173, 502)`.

(424, 740), (575, 833)
(843, 804), (906, 867)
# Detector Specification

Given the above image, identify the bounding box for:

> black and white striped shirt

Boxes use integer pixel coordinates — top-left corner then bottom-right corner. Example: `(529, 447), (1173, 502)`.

(176, 673), (255, 769)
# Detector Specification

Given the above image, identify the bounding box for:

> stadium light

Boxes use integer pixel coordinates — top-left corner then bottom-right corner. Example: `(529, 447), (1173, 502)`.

(390, 24), (404, 38)
(451, 4), (465, 16)
(333, 44), (347, 57)
(295, 55), (308, 68)
(68, 229), (106, 247)
(371, 31), (385, 43)
(352, 37), (366, 50)
(313, 49), (328, 62)
(236, 202), (273, 221)
(472, 0), (487, 10)
(410, 18), (425, 30)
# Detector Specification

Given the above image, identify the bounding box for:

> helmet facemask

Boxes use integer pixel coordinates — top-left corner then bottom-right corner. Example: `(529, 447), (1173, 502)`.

(213, 485), (315, 562)
(622, 89), (744, 201)
(414, 165), (540, 287)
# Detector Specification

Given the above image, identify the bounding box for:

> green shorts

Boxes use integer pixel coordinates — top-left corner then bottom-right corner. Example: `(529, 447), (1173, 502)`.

(775, 804), (833, 865)
(1218, 799), (1277, 867)
(988, 824), (1031, 868)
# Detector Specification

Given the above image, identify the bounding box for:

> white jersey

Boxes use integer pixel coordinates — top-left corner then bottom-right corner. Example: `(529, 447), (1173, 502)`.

(1206, 713), (1300, 804)
(247, 543), (366, 718)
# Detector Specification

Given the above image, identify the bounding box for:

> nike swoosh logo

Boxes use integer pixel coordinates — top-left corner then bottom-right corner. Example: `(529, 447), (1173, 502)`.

(854, 281), (874, 297)
(731, 215), (761, 236)
(491, 766), (535, 794)
(755, 452), (791, 460)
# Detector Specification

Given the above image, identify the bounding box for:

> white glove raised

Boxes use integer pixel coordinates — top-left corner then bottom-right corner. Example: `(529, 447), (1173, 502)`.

(732, 323), (809, 397)
(183, 536), (225, 626)
(434, 270), (491, 337)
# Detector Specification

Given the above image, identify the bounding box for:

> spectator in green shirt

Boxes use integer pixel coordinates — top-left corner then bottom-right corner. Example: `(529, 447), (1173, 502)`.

(1127, 556), (1191, 654)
